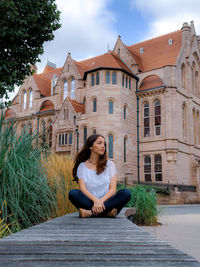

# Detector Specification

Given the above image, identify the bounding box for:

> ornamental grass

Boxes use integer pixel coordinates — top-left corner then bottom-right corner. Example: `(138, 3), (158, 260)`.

(0, 113), (57, 236)
(43, 153), (79, 218)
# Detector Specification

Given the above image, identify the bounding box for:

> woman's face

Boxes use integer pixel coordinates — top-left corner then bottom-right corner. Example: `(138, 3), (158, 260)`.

(90, 136), (106, 156)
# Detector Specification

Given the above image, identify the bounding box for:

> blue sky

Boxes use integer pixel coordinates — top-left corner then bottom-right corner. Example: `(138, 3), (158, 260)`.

(7, 0), (200, 100)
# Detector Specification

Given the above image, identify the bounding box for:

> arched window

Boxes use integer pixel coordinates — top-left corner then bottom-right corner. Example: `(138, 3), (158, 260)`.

(71, 77), (75, 99)
(91, 74), (95, 86)
(29, 90), (33, 108)
(69, 133), (73, 144)
(122, 74), (124, 87)
(96, 72), (100, 85)
(64, 80), (68, 99)
(124, 105), (127, 119)
(124, 137), (127, 163)
(154, 100), (161, 136)
(182, 103), (187, 138)
(112, 72), (117, 84)
(193, 109), (196, 145)
(154, 154), (162, 181)
(192, 62), (196, 94)
(106, 71), (110, 84)
(49, 121), (53, 147)
(23, 91), (27, 109)
(181, 63), (186, 88)
(144, 155), (151, 181)
(109, 100), (113, 114)
(195, 71), (199, 96)
(108, 134), (113, 158)
(93, 98), (97, 112)
(83, 126), (87, 143)
(144, 102), (150, 137)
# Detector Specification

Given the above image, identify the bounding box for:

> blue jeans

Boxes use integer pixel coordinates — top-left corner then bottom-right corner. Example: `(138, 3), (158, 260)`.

(68, 189), (131, 216)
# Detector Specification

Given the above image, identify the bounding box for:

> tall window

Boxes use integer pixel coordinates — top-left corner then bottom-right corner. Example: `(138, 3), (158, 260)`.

(122, 74), (124, 87)
(126, 77), (128, 88)
(154, 100), (161, 136)
(73, 115), (76, 125)
(112, 72), (117, 84)
(154, 154), (162, 181)
(41, 120), (46, 133)
(84, 126), (87, 143)
(91, 74), (95, 86)
(64, 80), (68, 99)
(193, 109), (196, 145)
(144, 155), (151, 181)
(67, 109), (69, 120)
(144, 102), (150, 137)
(124, 137), (127, 163)
(23, 91), (27, 109)
(93, 98), (97, 112)
(59, 134), (61, 145)
(182, 104), (187, 138)
(195, 71), (199, 96)
(192, 62), (196, 94)
(29, 90), (33, 108)
(106, 71), (110, 84)
(64, 109), (66, 120)
(71, 77), (75, 99)
(108, 134), (113, 158)
(96, 72), (100, 85)
(65, 133), (67, 144)
(181, 63), (186, 88)
(109, 100), (113, 114)
(69, 133), (73, 144)
(129, 78), (131, 90)
(49, 121), (53, 147)
(124, 105), (127, 119)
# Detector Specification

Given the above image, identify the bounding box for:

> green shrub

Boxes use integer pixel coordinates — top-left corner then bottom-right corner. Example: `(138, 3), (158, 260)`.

(118, 183), (159, 225)
(0, 113), (57, 235)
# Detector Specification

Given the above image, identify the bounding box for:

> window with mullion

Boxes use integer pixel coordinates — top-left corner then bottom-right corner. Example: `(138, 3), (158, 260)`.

(144, 102), (150, 137)
(106, 71), (110, 84)
(144, 155), (151, 181)
(154, 154), (162, 181)
(154, 100), (161, 136)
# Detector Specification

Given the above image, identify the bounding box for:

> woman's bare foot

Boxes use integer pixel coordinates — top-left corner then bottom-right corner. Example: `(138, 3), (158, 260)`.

(107, 208), (118, 218)
(79, 208), (92, 218)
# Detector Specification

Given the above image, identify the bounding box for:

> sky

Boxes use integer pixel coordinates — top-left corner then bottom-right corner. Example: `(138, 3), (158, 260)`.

(7, 0), (200, 100)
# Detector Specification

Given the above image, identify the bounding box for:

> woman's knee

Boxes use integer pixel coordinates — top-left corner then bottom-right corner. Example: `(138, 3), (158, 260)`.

(119, 188), (132, 201)
(68, 189), (80, 200)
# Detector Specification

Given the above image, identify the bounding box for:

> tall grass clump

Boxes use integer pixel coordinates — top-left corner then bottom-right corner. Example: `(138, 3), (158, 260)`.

(118, 184), (159, 225)
(0, 113), (57, 235)
(43, 153), (79, 217)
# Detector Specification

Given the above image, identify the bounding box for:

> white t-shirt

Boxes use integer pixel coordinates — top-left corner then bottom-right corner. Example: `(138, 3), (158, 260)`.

(77, 160), (117, 199)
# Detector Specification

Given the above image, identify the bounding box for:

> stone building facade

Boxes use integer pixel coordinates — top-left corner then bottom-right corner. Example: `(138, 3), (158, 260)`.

(5, 21), (200, 203)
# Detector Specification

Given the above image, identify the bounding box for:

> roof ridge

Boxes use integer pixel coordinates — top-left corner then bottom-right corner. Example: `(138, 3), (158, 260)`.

(128, 29), (181, 48)
(78, 52), (109, 64)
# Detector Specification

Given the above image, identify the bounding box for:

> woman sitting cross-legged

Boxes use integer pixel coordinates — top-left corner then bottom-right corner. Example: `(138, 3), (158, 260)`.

(69, 134), (132, 218)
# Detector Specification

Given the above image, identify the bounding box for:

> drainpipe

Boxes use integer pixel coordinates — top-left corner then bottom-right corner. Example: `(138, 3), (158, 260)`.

(136, 79), (140, 184)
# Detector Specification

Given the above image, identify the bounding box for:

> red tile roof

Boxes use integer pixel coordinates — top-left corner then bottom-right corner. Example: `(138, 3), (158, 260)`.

(69, 99), (85, 114)
(40, 100), (55, 112)
(128, 30), (182, 72)
(5, 108), (16, 118)
(139, 75), (163, 91)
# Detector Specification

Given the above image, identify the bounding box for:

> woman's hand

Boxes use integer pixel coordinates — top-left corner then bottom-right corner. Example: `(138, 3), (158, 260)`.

(92, 199), (105, 216)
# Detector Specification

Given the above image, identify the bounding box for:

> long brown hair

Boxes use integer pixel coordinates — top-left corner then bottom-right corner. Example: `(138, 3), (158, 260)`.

(72, 134), (108, 182)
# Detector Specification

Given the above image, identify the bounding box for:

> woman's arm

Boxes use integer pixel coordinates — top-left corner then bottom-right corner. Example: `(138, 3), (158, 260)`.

(100, 174), (117, 202)
(78, 179), (105, 214)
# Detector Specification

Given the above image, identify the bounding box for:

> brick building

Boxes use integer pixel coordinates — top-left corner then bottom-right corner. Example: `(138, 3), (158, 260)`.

(5, 21), (200, 203)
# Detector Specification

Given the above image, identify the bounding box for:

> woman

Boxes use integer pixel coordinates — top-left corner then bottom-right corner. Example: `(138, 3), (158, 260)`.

(69, 134), (132, 218)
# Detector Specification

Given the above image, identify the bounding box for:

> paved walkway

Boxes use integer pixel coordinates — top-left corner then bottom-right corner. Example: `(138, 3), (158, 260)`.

(0, 209), (199, 266)
(141, 205), (200, 262)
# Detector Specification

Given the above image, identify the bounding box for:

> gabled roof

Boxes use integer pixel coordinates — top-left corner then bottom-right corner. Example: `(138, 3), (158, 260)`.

(128, 30), (182, 72)
(69, 99), (85, 114)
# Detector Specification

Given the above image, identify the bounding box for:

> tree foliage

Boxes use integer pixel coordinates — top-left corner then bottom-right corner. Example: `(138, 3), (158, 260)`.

(0, 0), (61, 100)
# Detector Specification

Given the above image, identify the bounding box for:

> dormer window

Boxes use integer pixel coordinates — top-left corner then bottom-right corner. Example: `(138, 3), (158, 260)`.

(168, 39), (173, 45)
(140, 47), (144, 54)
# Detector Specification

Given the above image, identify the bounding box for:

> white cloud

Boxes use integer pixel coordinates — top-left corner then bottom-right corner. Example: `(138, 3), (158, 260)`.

(130, 0), (200, 39)
(37, 0), (117, 73)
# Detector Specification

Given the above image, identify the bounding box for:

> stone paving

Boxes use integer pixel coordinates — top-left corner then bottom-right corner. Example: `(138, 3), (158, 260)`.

(141, 205), (200, 262)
